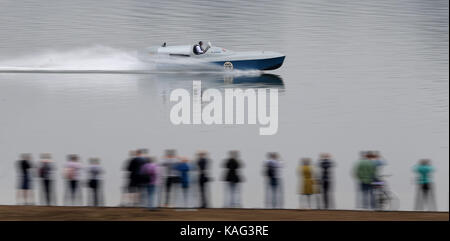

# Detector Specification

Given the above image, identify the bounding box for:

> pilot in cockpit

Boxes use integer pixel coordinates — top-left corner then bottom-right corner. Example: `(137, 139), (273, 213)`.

(193, 41), (211, 55)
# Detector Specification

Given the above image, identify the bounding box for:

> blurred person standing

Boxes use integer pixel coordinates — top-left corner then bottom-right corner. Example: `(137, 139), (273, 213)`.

(354, 152), (376, 209)
(223, 151), (244, 208)
(354, 151), (367, 208)
(372, 151), (387, 182)
(126, 149), (146, 206)
(176, 157), (191, 208)
(63, 154), (83, 206)
(298, 158), (316, 209)
(121, 150), (135, 206)
(16, 153), (34, 205)
(86, 158), (103, 206)
(264, 152), (283, 209)
(318, 153), (334, 209)
(140, 157), (160, 210)
(196, 151), (211, 208)
(162, 149), (180, 207)
(138, 149), (152, 206)
(38, 153), (55, 206)
(414, 159), (437, 211)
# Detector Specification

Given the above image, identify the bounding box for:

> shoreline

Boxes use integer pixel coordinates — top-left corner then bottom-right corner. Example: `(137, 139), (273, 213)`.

(0, 205), (447, 221)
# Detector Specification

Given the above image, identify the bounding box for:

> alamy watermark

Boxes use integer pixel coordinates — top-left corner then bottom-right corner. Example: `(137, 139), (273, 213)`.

(169, 81), (279, 135)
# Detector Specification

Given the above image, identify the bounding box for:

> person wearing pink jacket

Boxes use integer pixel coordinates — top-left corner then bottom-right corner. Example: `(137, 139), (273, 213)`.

(140, 157), (160, 210)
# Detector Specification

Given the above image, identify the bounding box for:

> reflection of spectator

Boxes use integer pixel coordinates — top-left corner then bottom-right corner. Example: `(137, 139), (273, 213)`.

(223, 151), (243, 208)
(16, 153), (34, 205)
(414, 159), (437, 211)
(38, 153), (55, 206)
(318, 153), (334, 209)
(354, 152), (376, 209)
(197, 151), (211, 208)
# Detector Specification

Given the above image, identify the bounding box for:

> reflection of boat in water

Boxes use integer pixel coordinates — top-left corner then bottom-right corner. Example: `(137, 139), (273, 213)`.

(146, 43), (285, 71)
(222, 73), (283, 86)
(138, 72), (283, 89)
(136, 73), (285, 99)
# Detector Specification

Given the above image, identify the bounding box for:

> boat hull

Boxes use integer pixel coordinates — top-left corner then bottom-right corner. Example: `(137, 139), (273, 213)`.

(212, 56), (285, 71)
(147, 45), (286, 71)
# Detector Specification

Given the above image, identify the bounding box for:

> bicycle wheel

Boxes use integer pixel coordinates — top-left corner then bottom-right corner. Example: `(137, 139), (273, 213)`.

(376, 190), (390, 211)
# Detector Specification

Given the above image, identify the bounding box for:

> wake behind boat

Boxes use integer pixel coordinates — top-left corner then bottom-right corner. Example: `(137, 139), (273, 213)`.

(146, 41), (285, 71)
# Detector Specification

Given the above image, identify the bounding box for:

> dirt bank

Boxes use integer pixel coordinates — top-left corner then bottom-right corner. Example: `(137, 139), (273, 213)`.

(0, 205), (447, 221)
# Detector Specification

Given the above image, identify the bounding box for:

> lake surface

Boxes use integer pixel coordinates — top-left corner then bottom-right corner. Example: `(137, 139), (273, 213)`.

(0, 0), (448, 210)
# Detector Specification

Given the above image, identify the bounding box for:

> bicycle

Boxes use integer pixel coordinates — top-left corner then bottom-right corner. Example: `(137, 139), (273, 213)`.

(371, 175), (400, 211)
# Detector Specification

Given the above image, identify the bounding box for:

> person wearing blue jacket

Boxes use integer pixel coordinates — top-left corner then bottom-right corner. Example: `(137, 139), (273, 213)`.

(176, 158), (190, 208)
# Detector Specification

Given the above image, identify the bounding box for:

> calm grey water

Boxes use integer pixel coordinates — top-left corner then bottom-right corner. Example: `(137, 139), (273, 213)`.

(0, 0), (448, 210)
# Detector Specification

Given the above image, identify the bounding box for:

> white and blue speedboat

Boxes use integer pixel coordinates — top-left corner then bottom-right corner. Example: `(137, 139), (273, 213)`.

(146, 42), (285, 71)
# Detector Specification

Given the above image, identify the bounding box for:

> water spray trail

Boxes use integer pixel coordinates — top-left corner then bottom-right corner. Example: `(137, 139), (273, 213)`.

(0, 45), (262, 76)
